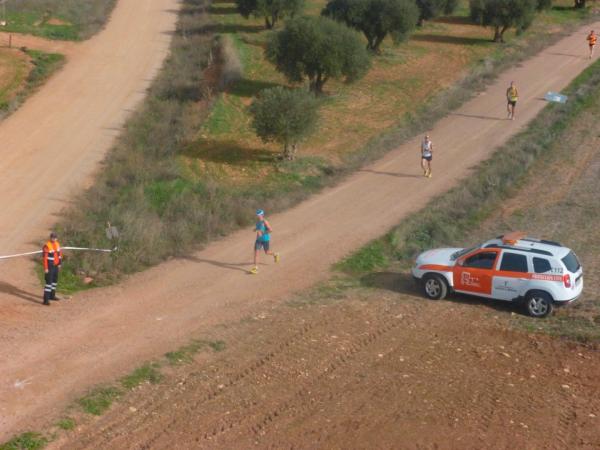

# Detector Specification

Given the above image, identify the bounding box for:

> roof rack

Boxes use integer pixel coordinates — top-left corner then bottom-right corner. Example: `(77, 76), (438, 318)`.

(484, 244), (554, 256)
(522, 237), (563, 247)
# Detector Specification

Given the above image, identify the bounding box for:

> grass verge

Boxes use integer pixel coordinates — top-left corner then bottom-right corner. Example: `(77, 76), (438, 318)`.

(55, 418), (76, 431)
(0, 49), (65, 119)
(120, 363), (163, 389)
(0, 432), (47, 450)
(77, 386), (122, 416)
(166, 339), (226, 366)
(2, 0), (117, 40)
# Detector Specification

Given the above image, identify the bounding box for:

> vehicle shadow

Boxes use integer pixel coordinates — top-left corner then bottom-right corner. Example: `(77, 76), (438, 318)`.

(0, 281), (41, 305)
(361, 271), (525, 316)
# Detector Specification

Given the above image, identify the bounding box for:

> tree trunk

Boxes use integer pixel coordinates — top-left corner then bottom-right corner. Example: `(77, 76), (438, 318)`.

(283, 143), (295, 160)
(493, 25), (508, 43)
(372, 34), (385, 53)
(310, 73), (326, 94)
(265, 16), (273, 29)
(574, 0), (586, 8)
(493, 26), (502, 42)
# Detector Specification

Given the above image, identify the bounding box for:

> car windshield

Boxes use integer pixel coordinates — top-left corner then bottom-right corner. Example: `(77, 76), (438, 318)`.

(450, 246), (478, 261)
(561, 251), (581, 273)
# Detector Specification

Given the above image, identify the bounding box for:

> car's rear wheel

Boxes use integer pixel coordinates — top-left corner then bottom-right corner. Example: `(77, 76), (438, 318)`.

(525, 291), (554, 318)
(422, 274), (448, 300)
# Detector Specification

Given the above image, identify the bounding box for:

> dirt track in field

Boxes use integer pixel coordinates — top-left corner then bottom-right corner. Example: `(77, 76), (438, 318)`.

(51, 289), (600, 449)
(1, 6), (600, 443)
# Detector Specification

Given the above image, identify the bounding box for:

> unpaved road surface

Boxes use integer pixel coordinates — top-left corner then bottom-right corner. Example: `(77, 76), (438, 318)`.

(0, 0), (178, 257)
(2, 20), (600, 440)
(0, 0), (179, 437)
(52, 292), (600, 449)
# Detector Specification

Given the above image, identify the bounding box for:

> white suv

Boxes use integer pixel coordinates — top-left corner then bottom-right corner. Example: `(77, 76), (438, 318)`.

(411, 232), (583, 317)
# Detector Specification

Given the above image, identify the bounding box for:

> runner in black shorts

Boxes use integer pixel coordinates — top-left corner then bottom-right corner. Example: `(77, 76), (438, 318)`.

(421, 135), (433, 178)
(506, 81), (518, 120)
(250, 209), (280, 274)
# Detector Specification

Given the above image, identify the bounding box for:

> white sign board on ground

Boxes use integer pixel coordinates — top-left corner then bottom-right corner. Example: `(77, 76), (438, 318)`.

(545, 91), (568, 103)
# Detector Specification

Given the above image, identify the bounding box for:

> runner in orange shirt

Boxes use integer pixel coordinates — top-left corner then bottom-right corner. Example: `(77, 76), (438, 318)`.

(587, 30), (597, 59)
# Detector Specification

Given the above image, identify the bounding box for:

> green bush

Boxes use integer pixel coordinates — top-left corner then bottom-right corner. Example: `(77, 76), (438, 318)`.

(235, 0), (305, 28)
(415, 0), (459, 26)
(266, 16), (371, 93)
(250, 87), (319, 160)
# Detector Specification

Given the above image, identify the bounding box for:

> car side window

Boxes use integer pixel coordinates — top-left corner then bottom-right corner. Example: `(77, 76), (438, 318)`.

(499, 252), (528, 273)
(533, 257), (552, 274)
(463, 252), (497, 270)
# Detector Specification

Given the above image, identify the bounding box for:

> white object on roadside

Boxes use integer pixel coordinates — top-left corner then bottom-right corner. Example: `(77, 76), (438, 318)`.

(545, 91), (568, 103)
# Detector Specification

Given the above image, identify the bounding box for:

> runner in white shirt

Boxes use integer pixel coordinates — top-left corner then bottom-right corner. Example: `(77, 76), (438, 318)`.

(421, 135), (433, 178)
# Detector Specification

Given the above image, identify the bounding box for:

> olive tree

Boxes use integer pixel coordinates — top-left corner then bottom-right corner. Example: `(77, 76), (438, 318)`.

(235, 0), (304, 29)
(322, 0), (419, 52)
(266, 16), (371, 93)
(470, 0), (536, 42)
(250, 87), (319, 160)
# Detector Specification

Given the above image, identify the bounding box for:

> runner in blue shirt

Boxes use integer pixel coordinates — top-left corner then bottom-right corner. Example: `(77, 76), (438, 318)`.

(250, 209), (280, 274)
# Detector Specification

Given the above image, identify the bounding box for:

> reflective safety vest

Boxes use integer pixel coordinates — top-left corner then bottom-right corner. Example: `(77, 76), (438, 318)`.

(43, 240), (63, 270)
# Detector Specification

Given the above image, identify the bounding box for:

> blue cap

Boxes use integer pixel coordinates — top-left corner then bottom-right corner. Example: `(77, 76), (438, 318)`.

(256, 209), (265, 216)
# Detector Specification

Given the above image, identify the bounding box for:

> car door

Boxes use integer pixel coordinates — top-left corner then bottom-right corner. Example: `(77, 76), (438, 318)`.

(492, 252), (530, 301)
(453, 250), (499, 296)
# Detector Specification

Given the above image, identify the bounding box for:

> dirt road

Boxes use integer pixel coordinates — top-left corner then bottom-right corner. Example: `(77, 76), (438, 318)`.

(53, 292), (600, 449)
(2, 20), (600, 439)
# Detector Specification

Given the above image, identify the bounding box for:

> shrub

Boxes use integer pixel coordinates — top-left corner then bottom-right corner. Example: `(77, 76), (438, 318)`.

(250, 87), (319, 160)
(266, 16), (371, 93)
(415, 0), (459, 25)
(470, 0), (537, 42)
(536, 0), (552, 10)
(322, 0), (419, 52)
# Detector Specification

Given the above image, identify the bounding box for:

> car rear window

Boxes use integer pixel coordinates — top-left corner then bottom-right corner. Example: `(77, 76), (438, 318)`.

(561, 251), (581, 273)
(499, 252), (528, 273)
(533, 257), (552, 274)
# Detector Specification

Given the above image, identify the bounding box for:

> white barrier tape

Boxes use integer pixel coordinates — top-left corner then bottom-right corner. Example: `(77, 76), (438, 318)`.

(0, 250), (43, 260)
(0, 247), (117, 260)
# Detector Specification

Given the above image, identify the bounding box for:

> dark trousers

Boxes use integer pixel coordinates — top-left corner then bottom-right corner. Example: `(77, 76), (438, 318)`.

(43, 265), (59, 303)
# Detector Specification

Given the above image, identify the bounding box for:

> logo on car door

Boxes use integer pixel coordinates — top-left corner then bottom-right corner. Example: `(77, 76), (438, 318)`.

(461, 272), (481, 287)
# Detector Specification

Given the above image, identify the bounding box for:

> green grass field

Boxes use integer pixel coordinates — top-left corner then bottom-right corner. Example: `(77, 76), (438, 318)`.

(0, 0), (116, 40)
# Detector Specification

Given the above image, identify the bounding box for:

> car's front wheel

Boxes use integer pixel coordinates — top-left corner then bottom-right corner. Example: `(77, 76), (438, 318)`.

(422, 274), (448, 300)
(525, 291), (554, 318)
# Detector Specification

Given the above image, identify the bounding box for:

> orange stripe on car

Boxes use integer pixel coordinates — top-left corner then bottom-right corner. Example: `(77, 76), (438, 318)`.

(419, 264), (453, 271)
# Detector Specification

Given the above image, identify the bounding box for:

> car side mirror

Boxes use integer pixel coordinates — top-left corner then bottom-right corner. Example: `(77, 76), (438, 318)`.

(457, 259), (464, 267)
